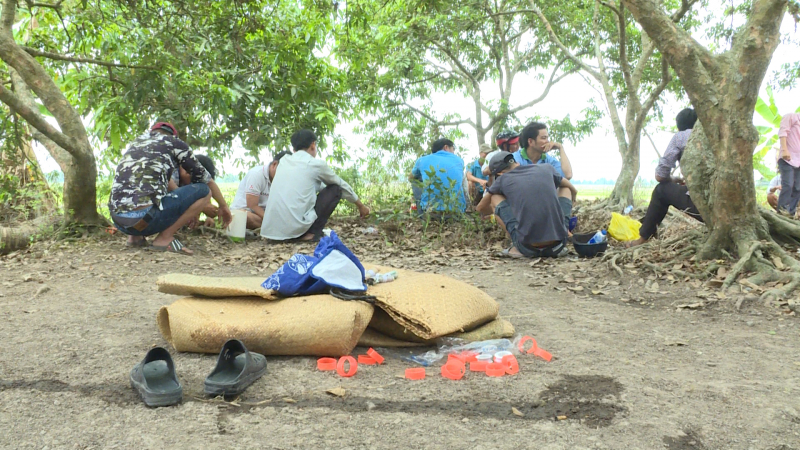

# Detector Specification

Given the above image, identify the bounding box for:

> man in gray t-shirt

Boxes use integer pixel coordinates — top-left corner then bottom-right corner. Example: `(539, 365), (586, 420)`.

(477, 151), (577, 258)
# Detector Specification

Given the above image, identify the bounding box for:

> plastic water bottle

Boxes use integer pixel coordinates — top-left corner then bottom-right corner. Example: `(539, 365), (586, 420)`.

(623, 205), (633, 215)
(373, 271), (398, 284)
(588, 230), (607, 244)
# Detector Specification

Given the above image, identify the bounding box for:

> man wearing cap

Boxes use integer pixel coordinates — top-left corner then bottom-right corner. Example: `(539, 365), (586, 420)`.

(410, 138), (467, 214)
(482, 130), (520, 176)
(517, 122), (576, 228)
(261, 130), (370, 241)
(109, 122), (233, 255)
(230, 151), (289, 229)
(477, 151), (577, 258)
(465, 143), (491, 206)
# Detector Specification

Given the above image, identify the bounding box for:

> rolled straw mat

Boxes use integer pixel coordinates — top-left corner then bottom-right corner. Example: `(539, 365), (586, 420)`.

(157, 296), (372, 356)
(364, 265), (499, 340)
(157, 273), (277, 299)
(157, 266), (499, 341)
(359, 318), (516, 347)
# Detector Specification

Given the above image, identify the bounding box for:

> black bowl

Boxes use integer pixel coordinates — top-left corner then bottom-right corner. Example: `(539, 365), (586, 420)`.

(572, 232), (608, 258)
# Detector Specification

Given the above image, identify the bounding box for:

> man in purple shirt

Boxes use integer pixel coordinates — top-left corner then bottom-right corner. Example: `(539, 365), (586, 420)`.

(627, 108), (704, 247)
(777, 112), (800, 216)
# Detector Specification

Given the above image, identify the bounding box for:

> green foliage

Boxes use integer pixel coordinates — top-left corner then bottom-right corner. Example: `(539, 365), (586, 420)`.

(753, 86), (800, 179)
(20, 0), (349, 172)
(339, 0), (582, 161)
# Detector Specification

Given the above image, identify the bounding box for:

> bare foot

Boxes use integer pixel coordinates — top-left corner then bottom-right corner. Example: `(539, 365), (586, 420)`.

(625, 238), (647, 248)
(299, 233), (316, 241)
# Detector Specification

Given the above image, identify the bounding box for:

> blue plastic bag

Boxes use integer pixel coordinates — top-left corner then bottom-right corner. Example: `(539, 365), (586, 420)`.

(262, 231), (368, 296)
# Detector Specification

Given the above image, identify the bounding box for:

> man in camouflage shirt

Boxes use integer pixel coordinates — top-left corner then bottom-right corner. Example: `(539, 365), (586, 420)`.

(109, 122), (232, 255)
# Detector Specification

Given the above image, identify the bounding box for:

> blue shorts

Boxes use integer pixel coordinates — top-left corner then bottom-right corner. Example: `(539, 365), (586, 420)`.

(494, 200), (567, 258)
(113, 183), (210, 236)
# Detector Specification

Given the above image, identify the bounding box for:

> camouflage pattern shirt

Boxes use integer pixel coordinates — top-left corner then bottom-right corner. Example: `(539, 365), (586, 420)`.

(108, 132), (211, 213)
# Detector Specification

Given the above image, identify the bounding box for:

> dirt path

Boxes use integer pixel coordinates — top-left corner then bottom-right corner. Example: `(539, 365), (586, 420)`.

(0, 230), (798, 450)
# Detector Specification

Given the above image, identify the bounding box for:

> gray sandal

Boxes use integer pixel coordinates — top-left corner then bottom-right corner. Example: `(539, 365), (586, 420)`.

(204, 339), (267, 397)
(130, 347), (183, 407)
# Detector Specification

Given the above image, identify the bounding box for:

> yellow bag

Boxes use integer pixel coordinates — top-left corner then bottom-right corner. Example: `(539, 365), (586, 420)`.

(607, 212), (641, 241)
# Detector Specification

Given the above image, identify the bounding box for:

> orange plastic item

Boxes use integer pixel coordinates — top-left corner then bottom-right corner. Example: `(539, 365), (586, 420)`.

(462, 352), (479, 363)
(366, 348), (385, 364)
(518, 336), (553, 362)
(447, 354), (465, 365)
(485, 362), (505, 377)
(533, 348), (553, 362)
(502, 355), (519, 375)
(358, 355), (377, 365)
(317, 357), (337, 371)
(405, 368), (426, 380)
(518, 336), (538, 354)
(336, 356), (358, 377)
(469, 360), (488, 372)
(441, 362), (466, 380)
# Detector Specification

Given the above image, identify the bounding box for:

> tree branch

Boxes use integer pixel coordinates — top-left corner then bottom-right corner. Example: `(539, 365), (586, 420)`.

(399, 102), (475, 128)
(429, 40), (480, 89)
(22, 46), (158, 70)
(0, 83), (80, 153)
(526, 2), (602, 80)
(485, 57), (573, 130)
(613, 2), (634, 93)
(634, 56), (672, 133)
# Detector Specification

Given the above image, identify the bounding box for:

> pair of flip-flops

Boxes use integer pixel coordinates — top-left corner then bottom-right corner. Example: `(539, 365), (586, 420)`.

(130, 339), (267, 407)
(126, 238), (192, 255)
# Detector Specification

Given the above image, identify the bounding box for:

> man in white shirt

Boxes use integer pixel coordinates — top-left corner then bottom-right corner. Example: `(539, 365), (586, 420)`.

(261, 130), (370, 241)
(230, 151), (289, 229)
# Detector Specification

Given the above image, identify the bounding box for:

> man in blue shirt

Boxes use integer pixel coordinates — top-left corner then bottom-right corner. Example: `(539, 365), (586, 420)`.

(517, 122), (577, 228)
(410, 138), (467, 214)
(465, 143), (490, 206)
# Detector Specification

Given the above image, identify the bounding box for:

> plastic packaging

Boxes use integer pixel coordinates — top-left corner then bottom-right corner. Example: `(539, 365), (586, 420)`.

(493, 351), (513, 363)
(362, 227), (378, 234)
(441, 361), (466, 380)
(370, 271), (398, 284)
(502, 355), (519, 375)
(623, 205), (633, 215)
(226, 209), (247, 242)
(587, 230), (607, 244)
(608, 212), (641, 241)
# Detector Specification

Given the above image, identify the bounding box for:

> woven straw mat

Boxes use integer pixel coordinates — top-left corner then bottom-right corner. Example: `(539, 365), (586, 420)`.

(157, 273), (277, 299)
(359, 318), (515, 348)
(364, 265), (499, 340)
(157, 296), (373, 356)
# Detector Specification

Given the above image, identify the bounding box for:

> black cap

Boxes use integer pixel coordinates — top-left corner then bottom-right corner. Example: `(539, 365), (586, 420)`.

(489, 151), (515, 175)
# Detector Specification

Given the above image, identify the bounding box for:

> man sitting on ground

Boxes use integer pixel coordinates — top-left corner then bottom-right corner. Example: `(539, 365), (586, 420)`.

(477, 151), (577, 258)
(169, 153), (219, 228)
(230, 151), (289, 229)
(517, 122), (576, 227)
(626, 108), (704, 247)
(261, 130), (369, 241)
(465, 144), (491, 206)
(410, 138), (467, 214)
(767, 174), (781, 211)
(108, 122), (232, 255)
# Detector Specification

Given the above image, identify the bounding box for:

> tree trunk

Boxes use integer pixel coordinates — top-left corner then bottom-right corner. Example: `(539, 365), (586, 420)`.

(623, 0), (787, 257)
(0, 0), (104, 225)
(608, 134), (641, 209)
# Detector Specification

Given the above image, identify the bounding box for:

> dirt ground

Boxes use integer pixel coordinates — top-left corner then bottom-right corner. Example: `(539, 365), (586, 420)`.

(1, 223), (799, 450)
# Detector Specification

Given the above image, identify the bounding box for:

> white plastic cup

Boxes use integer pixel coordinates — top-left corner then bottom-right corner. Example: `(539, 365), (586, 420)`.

(226, 209), (247, 242)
